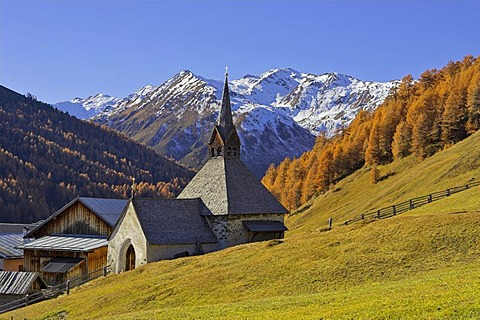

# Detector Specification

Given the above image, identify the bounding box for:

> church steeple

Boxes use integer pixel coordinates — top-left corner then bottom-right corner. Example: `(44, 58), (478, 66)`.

(209, 68), (241, 159)
(217, 68), (234, 137)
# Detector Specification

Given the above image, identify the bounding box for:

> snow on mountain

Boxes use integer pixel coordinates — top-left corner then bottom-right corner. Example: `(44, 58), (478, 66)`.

(231, 69), (399, 136)
(230, 68), (302, 106)
(235, 105), (315, 177)
(54, 94), (120, 119)
(56, 69), (398, 177)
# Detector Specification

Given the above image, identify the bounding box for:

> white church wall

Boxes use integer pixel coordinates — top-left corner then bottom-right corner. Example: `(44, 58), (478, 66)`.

(108, 203), (148, 273)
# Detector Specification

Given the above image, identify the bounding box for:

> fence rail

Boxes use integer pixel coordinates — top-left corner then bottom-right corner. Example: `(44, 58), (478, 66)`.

(343, 180), (480, 226)
(0, 265), (111, 314)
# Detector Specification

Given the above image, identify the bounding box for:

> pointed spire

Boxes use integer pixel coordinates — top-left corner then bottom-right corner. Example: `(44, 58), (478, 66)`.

(217, 68), (234, 136)
(208, 69), (241, 159)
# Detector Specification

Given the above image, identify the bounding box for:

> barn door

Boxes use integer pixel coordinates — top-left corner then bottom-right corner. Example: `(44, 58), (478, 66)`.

(125, 244), (136, 271)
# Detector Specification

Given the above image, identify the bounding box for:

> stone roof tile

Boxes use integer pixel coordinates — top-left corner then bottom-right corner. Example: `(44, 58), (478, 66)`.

(178, 157), (288, 215)
(133, 199), (217, 245)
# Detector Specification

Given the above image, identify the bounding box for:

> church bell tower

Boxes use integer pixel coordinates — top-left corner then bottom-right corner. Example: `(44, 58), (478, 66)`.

(208, 68), (241, 159)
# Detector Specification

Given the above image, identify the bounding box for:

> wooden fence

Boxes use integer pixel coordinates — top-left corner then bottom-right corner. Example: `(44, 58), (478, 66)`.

(0, 266), (111, 314)
(343, 180), (480, 226)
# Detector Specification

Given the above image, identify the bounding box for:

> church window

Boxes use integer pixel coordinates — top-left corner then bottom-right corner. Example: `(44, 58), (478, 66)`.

(217, 147), (222, 156)
(233, 147), (237, 157)
(227, 147), (231, 157)
(211, 148), (215, 157)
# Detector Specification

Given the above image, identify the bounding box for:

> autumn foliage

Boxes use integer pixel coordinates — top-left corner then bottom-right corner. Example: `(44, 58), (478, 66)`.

(263, 55), (480, 211)
(0, 86), (194, 223)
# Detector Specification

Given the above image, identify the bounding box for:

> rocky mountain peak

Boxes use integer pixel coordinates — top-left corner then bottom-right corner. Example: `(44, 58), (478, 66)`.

(54, 68), (398, 177)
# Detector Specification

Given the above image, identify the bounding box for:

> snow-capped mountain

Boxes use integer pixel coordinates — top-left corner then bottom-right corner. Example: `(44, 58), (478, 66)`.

(54, 94), (121, 119)
(231, 68), (398, 135)
(57, 69), (398, 177)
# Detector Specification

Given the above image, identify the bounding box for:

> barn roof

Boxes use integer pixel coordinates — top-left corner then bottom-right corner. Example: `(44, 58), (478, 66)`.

(25, 197), (128, 237)
(178, 157), (288, 215)
(0, 222), (40, 234)
(132, 199), (217, 245)
(41, 257), (84, 273)
(19, 235), (107, 252)
(78, 197), (129, 226)
(0, 271), (47, 295)
(0, 234), (25, 259)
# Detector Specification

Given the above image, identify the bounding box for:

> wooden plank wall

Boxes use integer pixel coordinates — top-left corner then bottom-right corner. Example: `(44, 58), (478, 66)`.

(23, 247), (107, 286)
(32, 202), (112, 238)
(87, 247), (107, 274)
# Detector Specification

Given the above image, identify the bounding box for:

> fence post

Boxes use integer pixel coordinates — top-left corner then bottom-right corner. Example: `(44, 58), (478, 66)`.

(328, 217), (333, 229)
(410, 200), (414, 210)
(466, 184), (469, 190)
(447, 189), (450, 196)
(25, 294), (29, 306)
(392, 205), (396, 215)
(377, 210), (380, 219)
(361, 214), (365, 220)
(103, 266), (108, 277)
(66, 280), (70, 295)
(428, 194), (432, 203)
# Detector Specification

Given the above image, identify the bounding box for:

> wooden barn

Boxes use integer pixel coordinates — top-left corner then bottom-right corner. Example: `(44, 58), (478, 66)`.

(0, 271), (47, 306)
(21, 197), (127, 285)
(20, 235), (108, 285)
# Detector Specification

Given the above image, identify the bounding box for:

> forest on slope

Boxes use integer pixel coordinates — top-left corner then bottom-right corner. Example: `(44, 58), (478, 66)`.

(0, 86), (194, 223)
(263, 55), (480, 211)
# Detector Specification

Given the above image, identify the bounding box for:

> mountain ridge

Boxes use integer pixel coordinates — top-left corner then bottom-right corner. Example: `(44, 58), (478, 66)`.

(55, 69), (398, 176)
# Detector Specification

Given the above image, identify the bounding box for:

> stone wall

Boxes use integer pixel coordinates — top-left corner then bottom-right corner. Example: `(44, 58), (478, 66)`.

(207, 213), (285, 248)
(205, 215), (228, 248)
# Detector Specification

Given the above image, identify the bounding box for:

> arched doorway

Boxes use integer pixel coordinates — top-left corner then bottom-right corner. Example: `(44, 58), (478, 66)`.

(125, 244), (136, 271)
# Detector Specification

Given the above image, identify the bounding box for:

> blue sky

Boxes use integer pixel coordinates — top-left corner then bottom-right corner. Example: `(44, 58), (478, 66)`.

(1, 0), (479, 103)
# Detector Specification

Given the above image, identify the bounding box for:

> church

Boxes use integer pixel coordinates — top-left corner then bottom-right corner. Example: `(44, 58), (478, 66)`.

(107, 71), (288, 273)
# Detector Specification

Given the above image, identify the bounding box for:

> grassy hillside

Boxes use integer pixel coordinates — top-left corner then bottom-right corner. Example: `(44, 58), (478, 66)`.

(289, 129), (480, 234)
(6, 131), (480, 319)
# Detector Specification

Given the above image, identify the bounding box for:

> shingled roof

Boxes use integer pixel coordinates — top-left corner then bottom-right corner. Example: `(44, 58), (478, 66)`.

(178, 157), (288, 215)
(132, 199), (217, 245)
